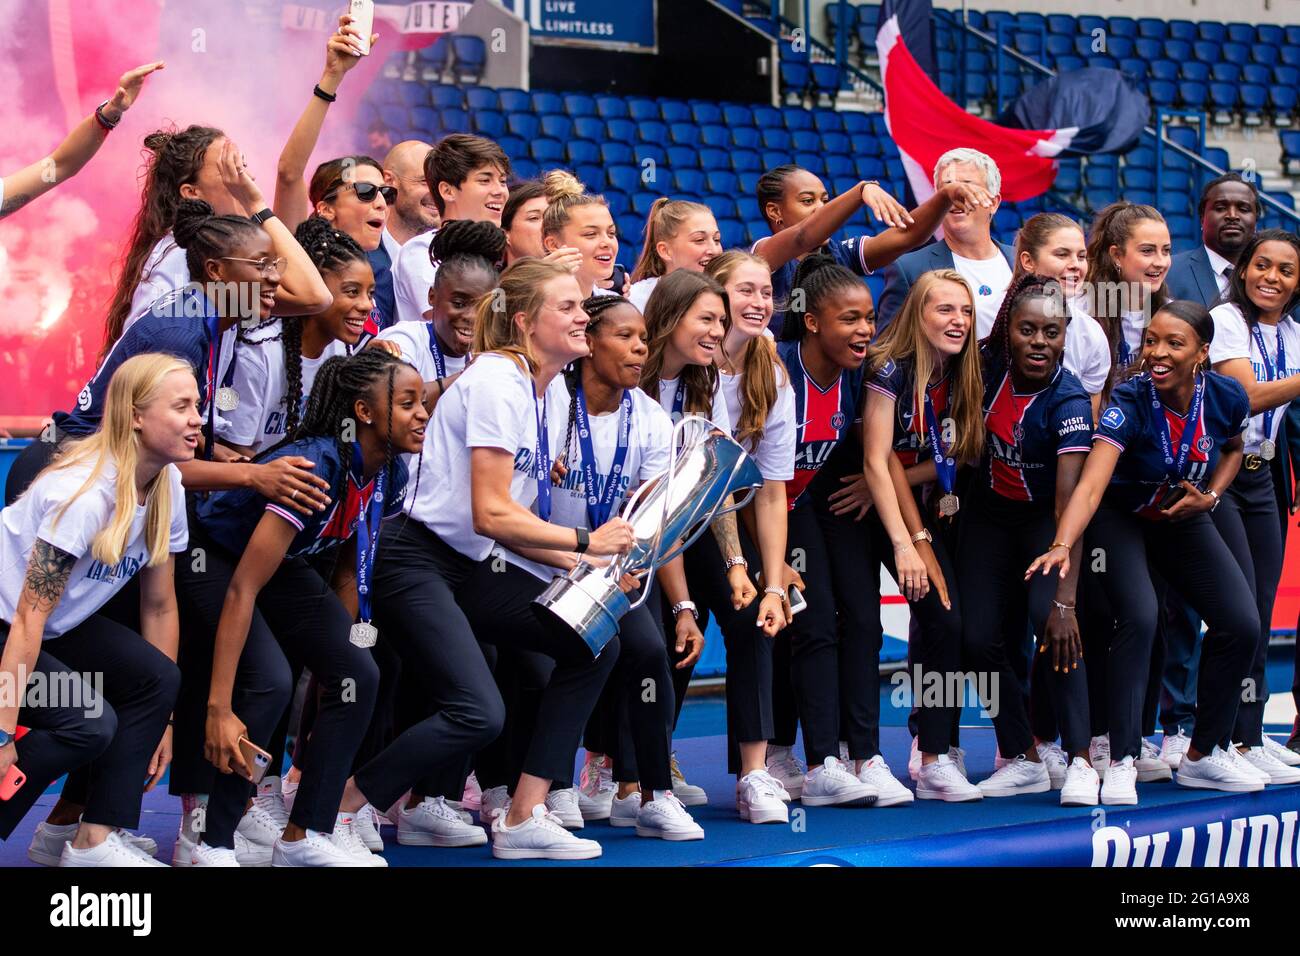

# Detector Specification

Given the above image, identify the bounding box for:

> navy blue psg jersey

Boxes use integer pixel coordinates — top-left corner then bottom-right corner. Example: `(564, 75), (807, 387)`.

(979, 350), (1093, 503)
(867, 356), (952, 468)
(195, 436), (409, 557)
(777, 340), (864, 510)
(766, 236), (872, 337)
(1094, 371), (1249, 517)
(55, 288), (215, 437)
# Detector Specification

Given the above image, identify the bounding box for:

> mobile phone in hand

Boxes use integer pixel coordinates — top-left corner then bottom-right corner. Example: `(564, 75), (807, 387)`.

(349, 0), (374, 55)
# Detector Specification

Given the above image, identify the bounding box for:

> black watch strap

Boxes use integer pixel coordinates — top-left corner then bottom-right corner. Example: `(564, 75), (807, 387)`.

(251, 207), (276, 225)
(574, 527), (590, 554)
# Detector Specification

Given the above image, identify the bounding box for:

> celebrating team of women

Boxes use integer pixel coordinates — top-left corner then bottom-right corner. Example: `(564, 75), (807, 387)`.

(2, 16), (1299, 867)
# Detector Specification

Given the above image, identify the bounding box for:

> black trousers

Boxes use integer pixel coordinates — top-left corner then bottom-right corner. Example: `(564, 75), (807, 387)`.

(352, 522), (618, 811)
(1213, 465), (1285, 747)
(174, 522), (379, 846)
(1084, 505), (1258, 759)
(0, 615), (179, 840)
(956, 485), (1092, 757)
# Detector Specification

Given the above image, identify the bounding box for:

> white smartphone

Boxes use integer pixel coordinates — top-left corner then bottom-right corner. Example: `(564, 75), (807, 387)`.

(787, 583), (807, 616)
(349, 0), (374, 56)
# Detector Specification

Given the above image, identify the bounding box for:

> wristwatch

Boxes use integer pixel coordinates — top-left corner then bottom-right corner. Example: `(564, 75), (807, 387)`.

(574, 526), (590, 554)
(251, 207), (277, 225)
(911, 529), (933, 544)
(671, 600), (698, 620)
(724, 555), (748, 571)
(0, 727), (14, 748)
(1206, 489), (1221, 512)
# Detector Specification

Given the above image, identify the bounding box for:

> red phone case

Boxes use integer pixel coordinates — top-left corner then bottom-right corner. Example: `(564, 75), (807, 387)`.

(0, 727), (31, 801)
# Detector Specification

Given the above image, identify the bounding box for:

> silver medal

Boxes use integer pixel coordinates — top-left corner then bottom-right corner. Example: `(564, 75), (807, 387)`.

(1260, 439), (1276, 461)
(215, 386), (239, 412)
(350, 622), (378, 648)
(938, 493), (960, 517)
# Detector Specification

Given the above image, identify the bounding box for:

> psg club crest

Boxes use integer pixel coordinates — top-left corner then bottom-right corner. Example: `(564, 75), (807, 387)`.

(1196, 435), (1213, 453)
(978, 285), (992, 296)
(830, 410), (846, 431)
(1012, 422), (1024, 444)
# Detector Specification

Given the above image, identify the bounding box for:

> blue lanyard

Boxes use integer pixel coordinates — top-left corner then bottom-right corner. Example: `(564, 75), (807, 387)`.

(923, 384), (957, 495)
(573, 385), (633, 528)
(1118, 337), (1131, 368)
(1250, 322), (1285, 440)
(425, 322), (447, 379)
(1146, 373), (1206, 483)
(351, 443), (387, 627)
(534, 392), (552, 521)
(669, 379), (686, 420)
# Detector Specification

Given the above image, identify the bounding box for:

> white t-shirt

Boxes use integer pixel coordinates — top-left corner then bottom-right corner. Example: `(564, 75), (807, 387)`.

(496, 385), (673, 581)
(1119, 309), (1147, 363)
(719, 361), (796, 481)
(951, 251), (1012, 339)
(0, 459), (187, 638)
(392, 231), (437, 324)
(407, 352), (567, 560)
(654, 373), (733, 436)
(628, 276), (659, 314)
(217, 321), (347, 454)
(1209, 302), (1300, 452)
(1062, 300), (1112, 396)
(375, 320), (469, 382)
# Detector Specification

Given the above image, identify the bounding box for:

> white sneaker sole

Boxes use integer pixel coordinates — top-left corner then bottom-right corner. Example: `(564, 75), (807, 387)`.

(1100, 789), (1138, 805)
(801, 786), (878, 807)
(236, 848), (274, 867)
(397, 828), (488, 847)
(1175, 773), (1265, 793)
(27, 845), (63, 867)
(609, 814), (639, 828)
(548, 814), (585, 830)
(916, 786), (982, 802)
(1060, 789), (1100, 807)
(872, 788), (915, 807)
(737, 801), (789, 824)
(1137, 762), (1173, 782)
(978, 778), (1051, 797)
(491, 842), (602, 860)
(635, 823), (705, 840)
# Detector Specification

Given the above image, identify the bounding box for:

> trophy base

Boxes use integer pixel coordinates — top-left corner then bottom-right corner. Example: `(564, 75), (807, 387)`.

(531, 567), (630, 659)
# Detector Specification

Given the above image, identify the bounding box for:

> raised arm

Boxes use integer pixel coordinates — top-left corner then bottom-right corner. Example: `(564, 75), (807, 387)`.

(1026, 440), (1120, 580)
(753, 181), (912, 272)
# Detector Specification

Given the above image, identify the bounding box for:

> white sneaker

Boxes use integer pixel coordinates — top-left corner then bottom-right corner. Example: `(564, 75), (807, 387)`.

(1060, 757), (1101, 807)
(949, 746), (968, 779)
(610, 792), (642, 827)
(856, 755), (914, 806)
(492, 805), (603, 860)
(1101, 755), (1138, 805)
(636, 791), (705, 841)
(1160, 730), (1191, 769)
(1238, 745), (1300, 784)
(978, 754), (1051, 797)
(736, 770), (790, 823)
(461, 771), (483, 812)
(1090, 735), (1111, 780)
(993, 748), (1011, 771)
(112, 828), (158, 859)
(330, 812), (388, 866)
(353, 804), (385, 851)
(916, 753), (982, 802)
(27, 821), (79, 867)
(397, 796), (488, 847)
(1176, 746), (1267, 793)
(909, 738), (967, 781)
(59, 831), (168, 867)
(578, 753), (615, 820)
(173, 829), (270, 867)
(446, 799), (474, 824)
(1263, 736), (1300, 768)
(1228, 745), (1271, 784)
(479, 785), (511, 826)
(237, 786), (287, 849)
(191, 842), (240, 867)
(545, 788), (585, 829)
(802, 756), (878, 807)
(1035, 742), (1068, 789)
(1137, 738), (1172, 782)
(670, 752), (708, 807)
(272, 829), (371, 867)
(764, 745), (806, 799)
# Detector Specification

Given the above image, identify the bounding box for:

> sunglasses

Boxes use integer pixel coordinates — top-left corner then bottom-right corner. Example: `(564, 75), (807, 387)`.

(324, 181), (397, 205)
(220, 256), (288, 277)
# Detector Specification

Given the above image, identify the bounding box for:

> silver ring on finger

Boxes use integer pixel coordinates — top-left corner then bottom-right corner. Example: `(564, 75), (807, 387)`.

(291, 489), (299, 501)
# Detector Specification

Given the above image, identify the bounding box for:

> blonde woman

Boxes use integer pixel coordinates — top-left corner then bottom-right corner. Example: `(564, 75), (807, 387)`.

(627, 199), (722, 312)
(0, 354), (196, 866)
(540, 171), (620, 300)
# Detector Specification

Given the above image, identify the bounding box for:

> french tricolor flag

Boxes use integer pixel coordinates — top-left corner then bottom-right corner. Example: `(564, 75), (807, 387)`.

(875, 0), (1076, 206)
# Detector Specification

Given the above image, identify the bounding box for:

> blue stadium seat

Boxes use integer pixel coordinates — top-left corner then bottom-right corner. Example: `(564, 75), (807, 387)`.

(718, 218), (747, 249)
(1085, 164), (1117, 190)
(1258, 24), (1283, 46)
(604, 190), (630, 218)
(702, 194), (737, 222)
(1210, 82), (1240, 123)
(822, 131), (851, 154)
(512, 158), (539, 180)
(497, 135), (526, 159)
(761, 128), (793, 150)
(783, 108), (814, 131)
(753, 105), (782, 128)
(1272, 86), (1299, 124)
(1046, 14), (1075, 35)
(736, 197), (761, 222)
(723, 104), (755, 127)
(540, 114), (573, 140)
(1279, 65), (1300, 88)
(731, 126), (761, 149)
(563, 94), (596, 117)
(699, 124), (729, 147)
(573, 116), (605, 141)
(627, 97), (659, 121)
(1281, 131), (1300, 174)
(1073, 35), (1095, 58)
(449, 36), (487, 83)
(465, 87), (497, 111)
(669, 122), (700, 146)
(472, 109), (506, 139)
(1192, 40), (1221, 63)
(1180, 62), (1210, 83)
(1226, 22), (1255, 44)
(1241, 63), (1270, 85)
(1108, 17), (1137, 37)
(429, 85), (460, 109)
(737, 170), (763, 194)
(762, 150), (789, 171)
(1121, 167), (1156, 190)
(607, 165), (641, 194)
(1045, 34), (1073, 58)
(794, 153), (825, 176)
(1220, 41), (1249, 63)
(419, 38), (449, 77)
(601, 142), (634, 166)
(1013, 31), (1043, 56)
(1198, 22), (1227, 43)
(636, 143), (667, 168)
(1252, 44), (1280, 66)
(1107, 36), (1134, 58)
(1168, 20), (1198, 42)
(595, 95), (628, 119)
(497, 89), (531, 112)
(1087, 55), (1117, 72)
(666, 145), (698, 170)
(993, 208), (1022, 233)
(1053, 164), (1081, 194)
(1083, 189), (1114, 211)
(531, 91), (563, 115)
(409, 106), (437, 135)
(1134, 37), (1164, 60)
(439, 107), (469, 132)
(1282, 46), (1300, 67)
(617, 212), (644, 243)
(691, 101), (722, 125)
(567, 140), (600, 166)
(1178, 81), (1209, 109)
(705, 169), (739, 194)
(631, 192), (661, 216)
(1241, 84), (1268, 125)
(506, 112), (540, 139)
(673, 169), (706, 194)
(1055, 54), (1085, 73)
(1119, 59), (1147, 81)
(636, 120), (667, 143)
(731, 149), (762, 173)
(831, 175), (859, 196)
(530, 138), (564, 163)
(575, 165), (604, 190)
(810, 63), (842, 101)
(605, 118), (636, 143)
(661, 101), (691, 123)
(1077, 15), (1105, 35)
(1137, 18), (1166, 39)
(1164, 38), (1192, 61)
(698, 148), (729, 171)
(1123, 188), (1156, 208)
(842, 112), (871, 134)
(825, 155), (855, 178)
(813, 108), (845, 132)
(792, 129), (820, 151)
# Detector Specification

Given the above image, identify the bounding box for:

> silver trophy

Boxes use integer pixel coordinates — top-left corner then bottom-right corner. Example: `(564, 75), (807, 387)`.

(533, 415), (764, 657)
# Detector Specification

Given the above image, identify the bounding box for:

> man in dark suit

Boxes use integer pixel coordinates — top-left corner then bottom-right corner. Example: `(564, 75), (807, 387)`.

(1158, 173), (1263, 764)
(875, 148), (1015, 335)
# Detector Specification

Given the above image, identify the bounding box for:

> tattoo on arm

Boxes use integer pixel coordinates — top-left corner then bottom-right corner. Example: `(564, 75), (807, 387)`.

(0, 192), (35, 219)
(710, 510), (742, 560)
(22, 540), (76, 614)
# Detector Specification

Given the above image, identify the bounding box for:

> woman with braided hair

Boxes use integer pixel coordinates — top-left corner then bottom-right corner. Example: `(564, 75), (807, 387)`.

(217, 216), (371, 458)
(176, 349), (427, 866)
(956, 273), (1097, 805)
